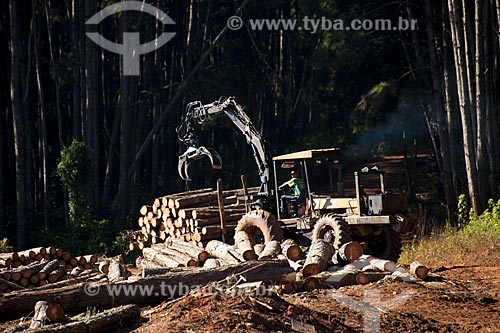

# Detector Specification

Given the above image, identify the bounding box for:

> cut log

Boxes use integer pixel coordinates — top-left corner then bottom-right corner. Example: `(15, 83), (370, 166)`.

(136, 257), (164, 270)
(0, 260), (292, 320)
(258, 240), (281, 260)
(4, 259), (49, 282)
(19, 277), (30, 287)
(216, 178), (227, 241)
(107, 261), (127, 282)
(191, 208), (247, 220)
(303, 270), (387, 290)
(142, 247), (182, 268)
(98, 261), (110, 274)
(30, 274), (40, 285)
(0, 258), (13, 267)
(368, 258), (397, 272)
(61, 252), (72, 262)
(234, 231), (257, 260)
(18, 247), (47, 260)
(0, 276), (24, 290)
(205, 240), (244, 264)
(332, 241), (363, 264)
(193, 216), (241, 227)
(18, 304), (139, 333)
(48, 266), (67, 283)
(280, 272), (304, 293)
(164, 238), (209, 263)
(342, 259), (371, 272)
(391, 267), (417, 283)
(29, 301), (49, 330)
(409, 261), (429, 279)
(281, 239), (303, 261)
(0, 271), (12, 281)
(172, 193), (219, 209)
(140, 205), (153, 216)
(253, 244), (265, 256)
(302, 239), (333, 277)
(152, 244), (198, 267)
(202, 258), (222, 268)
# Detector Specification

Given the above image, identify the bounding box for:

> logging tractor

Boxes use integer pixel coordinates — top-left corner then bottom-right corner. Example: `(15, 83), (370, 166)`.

(177, 97), (408, 261)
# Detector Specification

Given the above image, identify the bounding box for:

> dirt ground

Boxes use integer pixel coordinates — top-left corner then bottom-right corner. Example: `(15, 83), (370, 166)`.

(126, 261), (500, 333)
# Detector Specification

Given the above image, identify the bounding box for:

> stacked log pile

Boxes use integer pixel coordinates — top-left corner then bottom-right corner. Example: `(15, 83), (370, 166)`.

(130, 187), (259, 250)
(135, 225), (428, 294)
(0, 247), (120, 293)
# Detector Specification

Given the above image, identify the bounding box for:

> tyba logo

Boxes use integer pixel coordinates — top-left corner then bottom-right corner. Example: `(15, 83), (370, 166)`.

(85, 1), (176, 76)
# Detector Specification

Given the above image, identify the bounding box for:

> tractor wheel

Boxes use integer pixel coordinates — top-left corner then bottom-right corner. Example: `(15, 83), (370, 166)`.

(365, 226), (402, 262)
(235, 209), (283, 246)
(311, 214), (351, 250)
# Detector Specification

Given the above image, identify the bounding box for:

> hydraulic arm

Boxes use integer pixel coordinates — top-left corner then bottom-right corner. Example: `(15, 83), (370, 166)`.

(177, 97), (271, 195)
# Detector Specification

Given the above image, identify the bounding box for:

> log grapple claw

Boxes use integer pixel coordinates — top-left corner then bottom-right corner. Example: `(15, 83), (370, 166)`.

(178, 146), (222, 181)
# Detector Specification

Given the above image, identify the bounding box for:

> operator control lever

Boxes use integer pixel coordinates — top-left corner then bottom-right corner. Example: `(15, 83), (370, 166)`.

(178, 146), (222, 181)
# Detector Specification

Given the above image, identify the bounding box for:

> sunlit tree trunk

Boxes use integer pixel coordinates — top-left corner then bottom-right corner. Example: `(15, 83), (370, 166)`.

(448, 0), (481, 214)
(33, 0), (49, 228)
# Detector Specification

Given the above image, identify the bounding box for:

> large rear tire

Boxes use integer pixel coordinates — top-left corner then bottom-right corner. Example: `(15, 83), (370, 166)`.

(365, 226), (402, 262)
(234, 210), (283, 246)
(311, 214), (350, 250)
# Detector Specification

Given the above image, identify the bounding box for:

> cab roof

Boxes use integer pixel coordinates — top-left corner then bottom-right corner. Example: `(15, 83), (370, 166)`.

(272, 148), (341, 161)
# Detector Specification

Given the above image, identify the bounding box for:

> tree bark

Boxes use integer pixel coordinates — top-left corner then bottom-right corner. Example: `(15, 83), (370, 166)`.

(234, 231), (257, 260)
(424, 0), (457, 224)
(302, 239), (333, 277)
(258, 240), (281, 260)
(10, 0), (30, 249)
(409, 261), (429, 279)
(280, 239), (303, 261)
(205, 240), (244, 264)
(448, 0), (481, 214)
(0, 260), (292, 320)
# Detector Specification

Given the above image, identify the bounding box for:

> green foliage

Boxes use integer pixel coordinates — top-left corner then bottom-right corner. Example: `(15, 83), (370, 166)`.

(56, 140), (92, 223)
(400, 198), (500, 266)
(36, 219), (111, 255)
(350, 81), (395, 134)
(0, 238), (13, 253)
(457, 193), (470, 227)
(85, 306), (98, 319)
(111, 230), (141, 264)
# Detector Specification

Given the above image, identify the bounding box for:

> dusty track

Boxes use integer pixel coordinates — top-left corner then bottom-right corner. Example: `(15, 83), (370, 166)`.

(127, 261), (499, 333)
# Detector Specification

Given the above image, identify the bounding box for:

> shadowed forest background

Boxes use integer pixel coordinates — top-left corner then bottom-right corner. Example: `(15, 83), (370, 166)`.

(1, 0), (499, 254)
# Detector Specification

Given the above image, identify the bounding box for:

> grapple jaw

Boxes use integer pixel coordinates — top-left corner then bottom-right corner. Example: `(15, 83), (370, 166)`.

(178, 146), (222, 181)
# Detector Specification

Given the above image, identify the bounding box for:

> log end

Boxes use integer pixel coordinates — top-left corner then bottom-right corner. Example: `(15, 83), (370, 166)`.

(302, 264), (320, 278)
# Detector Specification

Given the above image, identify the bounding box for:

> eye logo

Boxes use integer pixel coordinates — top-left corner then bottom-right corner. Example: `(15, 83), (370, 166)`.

(85, 1), (176, 76)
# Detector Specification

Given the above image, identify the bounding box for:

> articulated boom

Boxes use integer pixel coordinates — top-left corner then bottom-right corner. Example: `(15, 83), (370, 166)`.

(177, 97), (271, 195)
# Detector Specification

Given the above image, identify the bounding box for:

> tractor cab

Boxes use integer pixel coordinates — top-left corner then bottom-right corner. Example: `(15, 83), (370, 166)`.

(271, 147), (408, 261)
(272, 148), (342, 227)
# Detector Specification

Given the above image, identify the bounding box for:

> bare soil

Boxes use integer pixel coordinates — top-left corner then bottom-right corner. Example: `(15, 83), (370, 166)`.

(125, 260), (499, 333)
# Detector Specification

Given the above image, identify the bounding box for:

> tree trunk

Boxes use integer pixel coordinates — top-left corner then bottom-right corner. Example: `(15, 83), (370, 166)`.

(33, 0), (49, 229)
(234, 231), (257, 260)
(0, 260), (292, 320)
(280, 239), (303, 261)
(205, 240), (243, 264)
(474, 0), (489, 205)
(409, 261), (429, 279)
(424, 0), (457, 224)
(258, 240), (281, 260)
(331, 241), (363, 265)
(10, 0), (29, 249)
(142, 247), (182, 268)
(448, 0), (481, 214)
(442, 0), (464, 200)
(302, 239), (333, 277)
